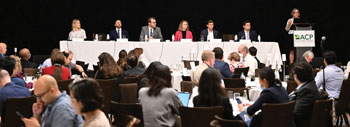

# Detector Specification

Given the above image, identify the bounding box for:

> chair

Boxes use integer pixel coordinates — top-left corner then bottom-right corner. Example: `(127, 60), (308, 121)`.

(223, 78), (246, 88)
(310, 99), (333, 127)
(181, 75), (191, 81)
(56, 79), (74, 93)
(234, 67), (249, 77)
(213, 115), (245, 127)
(182, 60), (199, 70)
(261, 101), (295, 127)
(96, 79), (118, 113)
(119, 83), (138, 103)
(110, 101), (144, 127)
(75, 60), (85, 66)
(32, 55), (49, 65)
(23, 68), (39, 76)
(286, 80), (297, 94)
(2, 96), (36, 127)
(92, 33), (108, 41)
(335, 79), (350, 126)
(180, 106), (224, 127)
(124, 75), (142, 84)
(180, 81), (197, 93)
(222, 34), (235, 42)
(255, 69), (259, 77)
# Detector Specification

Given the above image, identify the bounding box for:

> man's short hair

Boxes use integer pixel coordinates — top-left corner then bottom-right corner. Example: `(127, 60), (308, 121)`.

(126, 54), (138, 68)
(243, 20), (251, 26)
(293, 62), (313, 82)
(248, 47), (257, 56)
(147, 17), (156, 23)
(303, 50), (314, 58)
(207, 20), (214, 24)
(201, 50), (215, 62)
(0, 68), (10, 79)
(212, 47), (223, 60)
(19, 48), (30, 59)
(0, 57), (16, 76)
(323, 50), (337, 65)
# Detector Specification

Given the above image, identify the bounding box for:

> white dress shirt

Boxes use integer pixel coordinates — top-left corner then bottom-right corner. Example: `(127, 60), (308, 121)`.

(243, 54), (258, 78)
(244, 30), (250, 40)
(207, 29), (214, 41)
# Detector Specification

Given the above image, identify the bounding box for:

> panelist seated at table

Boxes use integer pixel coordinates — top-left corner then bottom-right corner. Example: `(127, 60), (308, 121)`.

(200, 20), (219, 41)
(139, 17), (163, 41)
(239, 67), (289, 126)
(193, 68), (235, 120)
(174, 20), (193, 42)
(109, 19), (129, 40)
(68, 19), (87, 40)
(236, 20), (258, 42)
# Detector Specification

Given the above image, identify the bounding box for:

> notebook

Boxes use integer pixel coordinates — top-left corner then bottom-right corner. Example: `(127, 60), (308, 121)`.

(177, 92), (191, 107)
(239, 111), (252, 126)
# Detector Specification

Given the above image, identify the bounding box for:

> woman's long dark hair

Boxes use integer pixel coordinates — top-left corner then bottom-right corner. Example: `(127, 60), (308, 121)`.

(258, 67), (282, 87)
(147, 64), (172, 97)
(142, 61), (162, 78)
(197, 68), (225, 106)
(96, 52), (123, 78)
(51, 52), (66, 80)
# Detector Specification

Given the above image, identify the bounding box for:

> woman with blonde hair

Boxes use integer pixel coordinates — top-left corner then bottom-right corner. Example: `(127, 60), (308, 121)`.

(174, 20), (193, 41)
(10, 55), (23, 77)
(227, 52), (244, 73)
(68, 19), (87, 40)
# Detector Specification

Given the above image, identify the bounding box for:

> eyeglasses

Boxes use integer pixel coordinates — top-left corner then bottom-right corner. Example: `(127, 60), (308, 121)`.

(151, 22), (156, 24)
(34, 89), (50, 99)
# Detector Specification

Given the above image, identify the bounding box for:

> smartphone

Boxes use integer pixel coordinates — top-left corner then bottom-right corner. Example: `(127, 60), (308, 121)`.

(16, 111), (26, 118)
(236, 98), (242, 104)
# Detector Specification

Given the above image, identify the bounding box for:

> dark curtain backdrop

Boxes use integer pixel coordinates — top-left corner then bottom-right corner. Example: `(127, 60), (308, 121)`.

(0, 0), (349, 63)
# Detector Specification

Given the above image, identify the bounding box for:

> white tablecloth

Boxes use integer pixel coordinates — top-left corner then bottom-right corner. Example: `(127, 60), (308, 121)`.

(60, 41), (283, 70)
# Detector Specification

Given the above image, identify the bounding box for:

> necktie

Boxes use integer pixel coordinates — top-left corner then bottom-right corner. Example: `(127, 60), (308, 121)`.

(150, 29), (153, 37)
(117, 29), (120, 38)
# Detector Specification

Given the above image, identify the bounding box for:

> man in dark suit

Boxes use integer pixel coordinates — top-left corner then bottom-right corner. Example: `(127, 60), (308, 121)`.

(237, 20), (258, 42)
(200, 20), (220, 41)
(212, 47), (233, 78)
(109, 19), (129, 40)
(19, 48), (38, 69)
(139, 17), (163, 41)
(289, 62), (320, 127)
(124, 54), (145, 76)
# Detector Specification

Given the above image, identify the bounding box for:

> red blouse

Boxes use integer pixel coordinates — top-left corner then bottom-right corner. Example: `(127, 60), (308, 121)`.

(174, 30), (193, 42)
(42, 65), (71, 80)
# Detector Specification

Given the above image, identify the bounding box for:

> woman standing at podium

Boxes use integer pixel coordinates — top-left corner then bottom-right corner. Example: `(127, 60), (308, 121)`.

(285, 8), (301, 68)
(174, 20), (193, 42)
(68, 19), (87, 40)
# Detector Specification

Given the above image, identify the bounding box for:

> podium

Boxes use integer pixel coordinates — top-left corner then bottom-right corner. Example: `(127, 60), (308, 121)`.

(292, 23), (315, 60)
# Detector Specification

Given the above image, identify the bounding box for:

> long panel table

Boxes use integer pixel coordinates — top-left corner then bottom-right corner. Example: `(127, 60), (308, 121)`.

(60, 41), (283, 70)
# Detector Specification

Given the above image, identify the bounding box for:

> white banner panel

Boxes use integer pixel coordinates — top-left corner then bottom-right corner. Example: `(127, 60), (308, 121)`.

(294, 30), (315, 47)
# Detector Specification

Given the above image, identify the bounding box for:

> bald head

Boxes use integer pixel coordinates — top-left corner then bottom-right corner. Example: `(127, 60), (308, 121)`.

(238, 45), (248, 57)
(19, 48), (31, 60)
(0, 69), (11, 87)
(35, 75), (59, 91)
(0, 42), (7, 55)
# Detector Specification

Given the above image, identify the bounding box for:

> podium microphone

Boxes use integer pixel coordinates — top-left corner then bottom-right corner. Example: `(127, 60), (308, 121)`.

(320, 36), (326, 52)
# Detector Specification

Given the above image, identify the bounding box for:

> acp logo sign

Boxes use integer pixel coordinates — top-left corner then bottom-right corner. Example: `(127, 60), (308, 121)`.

(294, 34), (314, 40)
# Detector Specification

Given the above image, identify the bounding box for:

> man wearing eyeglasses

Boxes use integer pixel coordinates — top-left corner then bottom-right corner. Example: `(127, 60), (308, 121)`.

(22, 75), (82, 127)
(0, 69), (31, 126)
(139, 17), (163, 41)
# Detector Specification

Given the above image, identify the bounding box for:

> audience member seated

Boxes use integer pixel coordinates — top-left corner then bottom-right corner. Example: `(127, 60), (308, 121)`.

(42, 48), (60, 68)
(138, 64), (182, 127)
(238, 44), (257, 78)
(42, 52), (71, 80)
(0, 57), (26, 87)
(10, 55), (27, 85)
(138, 61), (162, 90)
(314, 50), (344, 99)
(134, 48), (146, 69)
(124, 54), (145, 76)
(289, 62), (320, 127)
(213, 47), (233, 78)
(174, 20), (193, 41)
(0, 69), (30, 126)
(248, 47), (262, 67)
(117, 49), (128, 71)
(69, 79), (111, 127)
(0, 42), (7, 59)
(193, 68), (234, 119)
(94, 52), (124, 102)
(240, 67), (289, 127)
(227, 52), (244, 74)
(19, 48), (38, 69)
(22, 75), (82, 127)
(191, 50), (215, 83)
(297, 50), (314, 64)
(63, 50), (87, 77)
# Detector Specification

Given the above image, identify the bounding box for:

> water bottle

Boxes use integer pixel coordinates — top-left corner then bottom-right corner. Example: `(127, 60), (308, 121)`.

(243, 89), (248, 100)
(240, 72), (246, 80)
(145, 35), (148, 42)
(234, 35), (238, 41)
(94, 34), (98, 41)
(106, 34), (110, 40)
(258, 35), (261, 42)
(172, 34), (175, 42)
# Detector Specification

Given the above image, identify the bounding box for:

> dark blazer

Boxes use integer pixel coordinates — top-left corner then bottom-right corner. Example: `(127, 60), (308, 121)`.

(214, 59), (233, 78)
(193, 95), (234, 120)
(21, 59), (38, 69)
(237, 30), (258, 42)
(124, 66), (145, 76)
(109, 29), (129, 40)
(247, 85), (289, 115)
(289, 81), (320, 127)
(200, 29), (219, 41)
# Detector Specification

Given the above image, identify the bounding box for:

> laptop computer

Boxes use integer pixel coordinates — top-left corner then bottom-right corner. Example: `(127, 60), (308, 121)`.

(177, 92), (191, 107)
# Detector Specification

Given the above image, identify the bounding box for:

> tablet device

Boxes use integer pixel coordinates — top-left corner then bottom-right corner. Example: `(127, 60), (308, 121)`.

(177, 92), (191, 107)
